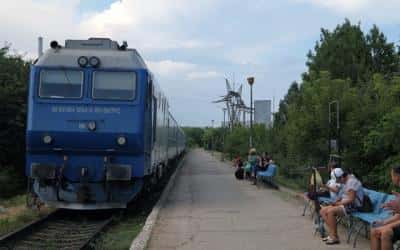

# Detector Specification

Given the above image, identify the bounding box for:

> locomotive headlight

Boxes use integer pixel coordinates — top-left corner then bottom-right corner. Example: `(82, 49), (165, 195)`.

(77, 56), (88, 67)
(43, 135), (53, 144)
(87, 121), (96, 131)
(117, 136), (127, 146)
(89, 56), (100, 68)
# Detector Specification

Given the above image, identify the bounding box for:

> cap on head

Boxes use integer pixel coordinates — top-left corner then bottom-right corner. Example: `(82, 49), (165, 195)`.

(333, 168), (344, 178)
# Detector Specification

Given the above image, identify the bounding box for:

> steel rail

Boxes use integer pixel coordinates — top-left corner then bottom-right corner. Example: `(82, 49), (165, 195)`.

(0, 209), (114, 250)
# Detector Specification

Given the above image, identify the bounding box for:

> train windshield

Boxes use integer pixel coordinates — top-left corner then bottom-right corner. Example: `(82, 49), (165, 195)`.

(92, 71), (136, 100)
(39, 69), (83, 98)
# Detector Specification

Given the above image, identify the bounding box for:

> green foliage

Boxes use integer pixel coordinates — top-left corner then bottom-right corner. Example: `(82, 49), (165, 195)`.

(265, 20), (400, 191)
(0, 45), (29, 198)
(305, 19), (399, 84)
(0, 209), (45, 236)
(182, 127), (204, 147)
(0, 169), (25, 198)
(223, 126), (249, 159)
(203, 20), (400, 192)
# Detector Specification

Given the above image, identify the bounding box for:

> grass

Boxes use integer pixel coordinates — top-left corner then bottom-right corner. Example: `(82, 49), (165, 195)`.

(94, 215), (147, 250)
(0, 194), (52, 237)
(275, 174), (307, 192)
(0, 194), (26, 208)
(0, 209), (49, 236)
(93, 156), (184, 250)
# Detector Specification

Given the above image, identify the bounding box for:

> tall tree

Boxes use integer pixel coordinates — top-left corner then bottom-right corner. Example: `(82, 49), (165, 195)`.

(366, 25), (399, 76)
(305, 19), (371, 83)
(0, 45), (29, 197)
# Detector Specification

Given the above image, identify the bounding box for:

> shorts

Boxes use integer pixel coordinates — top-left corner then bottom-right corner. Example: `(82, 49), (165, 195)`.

(338, 204), (358, 216)
(392, 226), (400, 243)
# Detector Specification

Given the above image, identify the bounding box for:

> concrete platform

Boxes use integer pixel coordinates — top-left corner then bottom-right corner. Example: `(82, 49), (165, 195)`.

(147, 149), (369, 250)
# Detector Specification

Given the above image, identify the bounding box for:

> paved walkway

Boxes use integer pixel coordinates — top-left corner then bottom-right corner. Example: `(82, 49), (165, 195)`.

(147, 149), (369, 250)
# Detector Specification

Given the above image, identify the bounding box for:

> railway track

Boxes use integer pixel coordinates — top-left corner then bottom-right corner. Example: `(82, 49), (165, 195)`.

(0, 209), (115, 250)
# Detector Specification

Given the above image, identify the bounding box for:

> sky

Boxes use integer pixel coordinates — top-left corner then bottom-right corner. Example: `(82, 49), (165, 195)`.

(1, 0), (400, 127)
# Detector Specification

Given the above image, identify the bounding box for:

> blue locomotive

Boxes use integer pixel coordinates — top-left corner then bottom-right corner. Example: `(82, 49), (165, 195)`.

(26, 38), (185, 209)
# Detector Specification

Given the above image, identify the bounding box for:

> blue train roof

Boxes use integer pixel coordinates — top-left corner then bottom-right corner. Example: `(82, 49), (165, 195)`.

(36, 38), (148, 70)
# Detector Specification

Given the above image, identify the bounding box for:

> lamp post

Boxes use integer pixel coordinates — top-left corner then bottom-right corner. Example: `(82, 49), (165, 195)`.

(211, 119), (214, 156)
(328, 100), (340, 165)
(247, 77), (255, 148)
(222, 108), (227, 161)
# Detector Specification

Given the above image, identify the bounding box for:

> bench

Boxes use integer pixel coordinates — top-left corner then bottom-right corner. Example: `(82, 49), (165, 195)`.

(257, 164), (277, 187)
(347, 189), (395, 247)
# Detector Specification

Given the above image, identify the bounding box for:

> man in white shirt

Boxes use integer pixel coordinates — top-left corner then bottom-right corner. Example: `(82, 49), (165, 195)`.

(319, 168), (364, 245)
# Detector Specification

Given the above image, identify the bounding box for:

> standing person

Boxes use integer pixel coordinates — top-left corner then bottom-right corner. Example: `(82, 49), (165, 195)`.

(370, 165), (400, 250)
(248, 148), (258, 184)
(319, 168), (364, 245)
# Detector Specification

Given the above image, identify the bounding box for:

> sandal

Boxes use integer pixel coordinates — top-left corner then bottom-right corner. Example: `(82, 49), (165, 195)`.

(325, 238), (340, 245)
(322, 236), (331, 242)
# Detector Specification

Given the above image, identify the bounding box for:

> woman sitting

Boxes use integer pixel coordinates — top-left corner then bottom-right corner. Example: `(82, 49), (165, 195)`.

(370, 165), (400, 250)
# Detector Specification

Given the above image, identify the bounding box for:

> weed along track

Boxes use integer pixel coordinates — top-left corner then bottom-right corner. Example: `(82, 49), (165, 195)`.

(0, 209), (115, 249)
(0, 157), (184, 250)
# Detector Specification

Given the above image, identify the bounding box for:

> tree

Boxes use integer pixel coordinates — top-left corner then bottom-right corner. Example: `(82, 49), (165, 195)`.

(366, 25), (399, 76)
(0, 45), (29, 197)
(305, 19), (371, 83)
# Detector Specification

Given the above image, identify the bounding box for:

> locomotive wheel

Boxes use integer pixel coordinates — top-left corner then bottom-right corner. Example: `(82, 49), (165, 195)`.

(26, 191), (42, 211)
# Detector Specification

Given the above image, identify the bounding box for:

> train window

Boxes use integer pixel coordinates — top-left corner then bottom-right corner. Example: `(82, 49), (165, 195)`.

(92, 71), (136, 100)
(39, 69), (83, 98)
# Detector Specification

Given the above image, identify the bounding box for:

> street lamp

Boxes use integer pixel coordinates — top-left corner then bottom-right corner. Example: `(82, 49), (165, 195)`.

(247, 76), (255, 148)
(211, 119), (214, 155)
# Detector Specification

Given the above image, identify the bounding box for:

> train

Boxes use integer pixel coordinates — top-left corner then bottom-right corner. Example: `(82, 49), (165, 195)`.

(25, 38), (186, 209)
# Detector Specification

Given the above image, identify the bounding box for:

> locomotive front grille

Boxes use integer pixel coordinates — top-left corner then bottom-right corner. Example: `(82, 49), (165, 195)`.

(31, 163), (57, 179)
(106, 164), (132, 181)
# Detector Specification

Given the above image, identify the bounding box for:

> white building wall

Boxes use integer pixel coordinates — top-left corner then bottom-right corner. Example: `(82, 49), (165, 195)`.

(254, 100), (272, 126)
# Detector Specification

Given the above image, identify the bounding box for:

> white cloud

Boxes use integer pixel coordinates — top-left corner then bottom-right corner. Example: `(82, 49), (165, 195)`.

(0, 0), (80, 56)
(0, 0), (222, 56)
(187, 71), (222, 80)
(147, 60), (197, 77)
(296, 0), (400, 23)
(148, 60), (222, 81)
(299, 0), (366, 12)
(79, 0), (222, 51)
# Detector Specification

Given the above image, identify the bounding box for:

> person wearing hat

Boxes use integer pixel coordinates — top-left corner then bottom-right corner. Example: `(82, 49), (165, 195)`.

(325, 162), (342, 201)
(370, 165), (400, 250)
(319, 168), (364, 245)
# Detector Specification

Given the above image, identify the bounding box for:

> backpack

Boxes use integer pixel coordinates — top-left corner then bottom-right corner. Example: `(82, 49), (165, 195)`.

(235, 168), (244, 180)
(358, 194), (373, 213)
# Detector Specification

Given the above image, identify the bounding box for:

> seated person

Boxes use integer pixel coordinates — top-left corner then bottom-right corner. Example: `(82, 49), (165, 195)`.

(370, 165), (400, 250)
(243, 161), (252, 179)
(237, 158), (244, 168)
(258, 152), (270, 172)
(324, 162), (342, 202)
(319, 168), (364, 245)
(234, 155), (242, 168)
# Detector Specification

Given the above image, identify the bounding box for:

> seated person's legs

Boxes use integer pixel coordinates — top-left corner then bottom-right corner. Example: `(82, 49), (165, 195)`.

(371, 220), (400, 250)
(325, 206), (345, 242)
(319, 205), (333, 221)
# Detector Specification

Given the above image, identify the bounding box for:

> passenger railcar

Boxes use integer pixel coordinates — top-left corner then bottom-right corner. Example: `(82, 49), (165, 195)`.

(26, 38), (185, 209)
